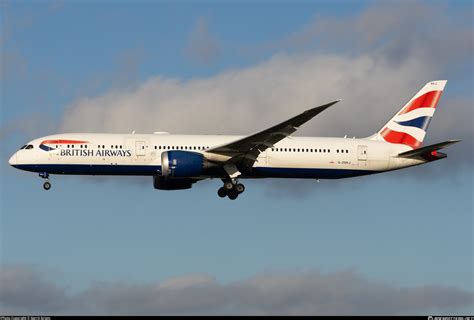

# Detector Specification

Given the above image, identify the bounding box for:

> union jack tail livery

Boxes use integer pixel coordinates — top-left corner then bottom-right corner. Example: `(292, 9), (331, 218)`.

(375, 80), (447, 149)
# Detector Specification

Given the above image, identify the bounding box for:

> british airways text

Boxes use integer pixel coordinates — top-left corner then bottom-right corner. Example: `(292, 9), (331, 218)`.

(60, 149), (132, 157)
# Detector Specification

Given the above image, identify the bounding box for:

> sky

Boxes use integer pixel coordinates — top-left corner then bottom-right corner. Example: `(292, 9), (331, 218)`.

(1, 0), (473, 315)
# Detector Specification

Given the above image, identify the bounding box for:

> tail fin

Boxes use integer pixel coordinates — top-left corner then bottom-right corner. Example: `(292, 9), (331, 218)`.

(372, 80), (447, 149)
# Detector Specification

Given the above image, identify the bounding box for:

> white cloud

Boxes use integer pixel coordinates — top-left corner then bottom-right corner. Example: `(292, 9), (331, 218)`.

(1, 265), (472, 315)
(59, 52), (433, 138)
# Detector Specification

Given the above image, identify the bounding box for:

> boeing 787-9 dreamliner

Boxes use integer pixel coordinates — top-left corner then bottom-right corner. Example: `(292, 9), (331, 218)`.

(9, 80), (459, 200)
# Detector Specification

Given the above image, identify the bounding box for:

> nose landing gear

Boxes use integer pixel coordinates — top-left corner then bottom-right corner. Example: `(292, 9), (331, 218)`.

(217, 180), (245, 200)
(39, 172), (51, 191)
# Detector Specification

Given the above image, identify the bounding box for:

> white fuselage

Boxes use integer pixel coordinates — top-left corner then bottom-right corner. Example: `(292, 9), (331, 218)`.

(9, 133), (426, 179)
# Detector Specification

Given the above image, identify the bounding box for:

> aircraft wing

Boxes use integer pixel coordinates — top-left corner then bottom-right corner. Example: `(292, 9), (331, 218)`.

(206, 99), (341, 168)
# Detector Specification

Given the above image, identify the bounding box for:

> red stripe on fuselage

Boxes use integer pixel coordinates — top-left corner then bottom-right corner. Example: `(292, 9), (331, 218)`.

(380, 127), (421, 149)
(398, 90), (442, 115)
(41, 140), (89, 145)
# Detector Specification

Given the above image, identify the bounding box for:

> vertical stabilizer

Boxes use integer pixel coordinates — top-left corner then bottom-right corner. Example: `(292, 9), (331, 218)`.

(371, 80), (447, 149)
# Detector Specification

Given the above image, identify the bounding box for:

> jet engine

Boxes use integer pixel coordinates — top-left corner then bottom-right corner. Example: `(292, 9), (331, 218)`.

(161, 151), (210, 178)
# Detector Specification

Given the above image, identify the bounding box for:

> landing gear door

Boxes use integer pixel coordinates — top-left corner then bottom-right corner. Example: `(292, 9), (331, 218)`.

(358, 145), (368, 167)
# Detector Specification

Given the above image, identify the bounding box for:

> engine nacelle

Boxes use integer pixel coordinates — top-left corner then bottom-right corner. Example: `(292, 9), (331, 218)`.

(161, 151), (208, 178)
(153, 176), (195, 190)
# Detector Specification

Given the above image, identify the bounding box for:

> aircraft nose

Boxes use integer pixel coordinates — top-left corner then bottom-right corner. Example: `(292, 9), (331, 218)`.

(8, 153), (17, 166)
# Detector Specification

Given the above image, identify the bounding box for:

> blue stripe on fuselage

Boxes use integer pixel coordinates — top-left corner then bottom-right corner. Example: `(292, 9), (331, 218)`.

(12, 164), (162, 176)
(252, 167), (378, 179)
(12, 164), (379, 179)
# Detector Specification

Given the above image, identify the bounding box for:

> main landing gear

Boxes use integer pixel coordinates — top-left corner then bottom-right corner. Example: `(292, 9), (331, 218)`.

(39, 172), (51, 191)
(217, 179), (245, 200)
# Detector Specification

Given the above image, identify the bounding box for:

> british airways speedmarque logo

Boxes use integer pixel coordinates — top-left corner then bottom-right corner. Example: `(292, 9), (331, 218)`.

(40, 139), (132, 157)
(39, 139), (88, 151)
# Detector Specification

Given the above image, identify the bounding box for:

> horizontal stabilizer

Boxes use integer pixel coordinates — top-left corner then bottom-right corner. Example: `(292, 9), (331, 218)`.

(397, 139), (461, 160)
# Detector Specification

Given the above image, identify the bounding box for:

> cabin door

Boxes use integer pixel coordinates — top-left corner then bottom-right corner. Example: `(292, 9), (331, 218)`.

(136, 141), (146, 156)
(357, 145), (368, 167)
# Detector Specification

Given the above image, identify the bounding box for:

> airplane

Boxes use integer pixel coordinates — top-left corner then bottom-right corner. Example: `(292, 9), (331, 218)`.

(8, 80), (460, 200)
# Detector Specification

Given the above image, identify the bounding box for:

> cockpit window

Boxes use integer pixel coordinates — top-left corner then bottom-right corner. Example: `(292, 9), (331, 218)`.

(20, 145), (27, 150)
(25, 145), (33, 150)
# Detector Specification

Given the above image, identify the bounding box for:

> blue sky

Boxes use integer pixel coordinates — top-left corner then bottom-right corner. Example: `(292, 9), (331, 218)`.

(1, 0), (473, 315)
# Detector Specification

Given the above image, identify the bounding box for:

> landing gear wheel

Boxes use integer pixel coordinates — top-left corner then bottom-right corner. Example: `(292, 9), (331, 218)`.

(223, 181), (234, 191)
(43, 181), (51, 190)
(228, 191), (238, 200)
(235, 183), (245, 194)
(217, 187), (227, 198)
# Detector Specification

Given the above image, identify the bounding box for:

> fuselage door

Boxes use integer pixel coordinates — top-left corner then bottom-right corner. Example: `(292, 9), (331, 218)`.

(357, 145), (368, 161)
(136, 141), (146, 156)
